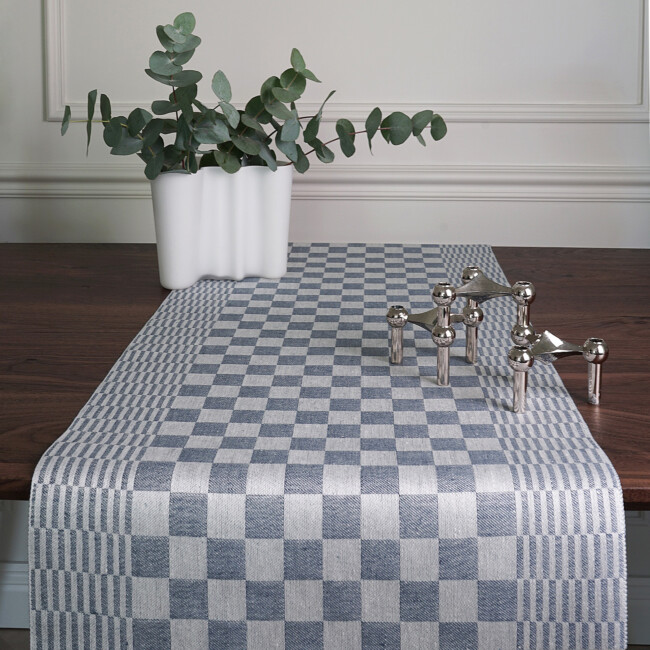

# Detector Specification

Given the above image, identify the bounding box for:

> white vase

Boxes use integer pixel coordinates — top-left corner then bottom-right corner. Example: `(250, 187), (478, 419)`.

(150, 165), (293, 289)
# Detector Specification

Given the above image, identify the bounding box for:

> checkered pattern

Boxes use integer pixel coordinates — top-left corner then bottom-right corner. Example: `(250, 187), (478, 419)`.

(30, 244), (626, 649)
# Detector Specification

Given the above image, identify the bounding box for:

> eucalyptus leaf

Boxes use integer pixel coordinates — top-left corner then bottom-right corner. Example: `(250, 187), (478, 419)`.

(127, 108), (152, 136)
(416, 133), (427, 146)
(231, 134), (261, 155)
(61, 105), (71, 135)
(281, 111), (300, 142)
(103, 116), (126, 147)
(294, 145), (310, 173)
(336, 118), (355, 157)
(302, 69), (320, 83)
(214, 149), (241, 174)
(240, 113), (266, 134)
(163, 144), (185, 169)
(430, 114), (447, 141)
(172, 34), (200, 53)
(163, 25), (187, 44)
(144, 151), (165, 179)
(265, 100), (293, 121)
(212, 70), (232, 102)
(312, 139), (335, 164)
(303, 115), (320, 143)
(152, 100), (179, 115)
(156, 25), (176, 51)
(145, 69), (202, 87)
(194, 120), (230, 144)
(193, 99), (209, 113)
(173, 12), (196, 35)
(290, 48), (306, 73)
(142, 119), (165, 146)
(365, 107), (381, 152)
(380, 112), (411, 145)
(220, 101), (240, 128)
(257, 142), (277, 171)
(174, 116), (192, 151)
(86, 89), (97, 154)
(149, 51), (182, 76)
(412, 109), (433, 136)
(275, 133), (298, 162)
(175, 84), (197, 120)
(100, 94), (111, 122)
(188, 151), (198, 173)
(111, 134), (142, 155)
(171, 49), (194, 66)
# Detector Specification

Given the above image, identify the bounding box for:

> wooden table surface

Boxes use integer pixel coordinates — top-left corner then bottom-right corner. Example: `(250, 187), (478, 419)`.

(0, 244), (648, 508)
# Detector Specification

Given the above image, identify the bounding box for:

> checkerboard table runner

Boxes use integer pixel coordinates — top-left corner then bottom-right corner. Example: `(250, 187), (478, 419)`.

(30, 244), (626, 650)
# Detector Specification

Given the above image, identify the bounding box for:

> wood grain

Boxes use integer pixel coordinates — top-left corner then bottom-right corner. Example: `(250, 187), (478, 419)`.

(0, 244), (648, 508)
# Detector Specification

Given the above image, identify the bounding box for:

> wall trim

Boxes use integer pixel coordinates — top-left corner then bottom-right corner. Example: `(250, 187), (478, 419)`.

(1, 163), (649, 203)
(0, 562), (29, 629)
(44, 0), (649, 124)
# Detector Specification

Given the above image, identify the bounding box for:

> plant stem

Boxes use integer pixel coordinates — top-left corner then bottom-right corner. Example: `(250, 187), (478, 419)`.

(303, 127), (391, 157)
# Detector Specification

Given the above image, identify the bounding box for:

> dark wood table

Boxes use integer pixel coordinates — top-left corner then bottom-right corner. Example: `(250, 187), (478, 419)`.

(1, 245), (648, 508)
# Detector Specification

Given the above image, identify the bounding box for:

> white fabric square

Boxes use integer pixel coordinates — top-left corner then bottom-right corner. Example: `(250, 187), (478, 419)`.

(207, 580), (246, 620)
(361, 495), (400, 539)
(400, 539), (439, 581)
(478, 536), (517, 580)
(285, 581), (324, 621)
(361, 580), (400, 622)
(170, 536), (207, 579)
(246, 539), (284, 580)
(438, 493), (478, 539)
(207, 494), (245, 539)
(439, 580), (478, 622)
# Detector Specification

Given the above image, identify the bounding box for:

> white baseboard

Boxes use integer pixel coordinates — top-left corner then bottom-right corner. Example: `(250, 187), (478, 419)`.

(0, 562), (29, 629)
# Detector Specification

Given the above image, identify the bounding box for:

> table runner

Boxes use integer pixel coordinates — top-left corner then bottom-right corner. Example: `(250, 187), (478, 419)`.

(29, 244), (626, 650)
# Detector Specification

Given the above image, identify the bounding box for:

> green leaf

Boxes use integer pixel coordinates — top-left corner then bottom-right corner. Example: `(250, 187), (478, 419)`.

(145, 69), (202, 87)
(312, 139), (335, 164)
(173, 12), (196, 35)
(175, 84), (198, 120)
(294, 145), (310, 173)
(380, 112), (412, 145)
(302, 68), (320, 83)
(156, 25), (176, 51)
(240, 113), (266, 134)
(171, 48), (195, 66)
(163, 25), (186, 44)
(290, 48), (306, 73)
(110, 134), (142, 155)
(245, 96), (272, 124)
(174, 116), (192, 151)
(277, 68), (306, 102)
(61, 105), (71, 135)
(152, 100), (178, 115)
(199, 152), (217, 168)
(412, 109), (433, 136)
(365, 107), (381, 152)
(194, 119), (230, 144)
(86, 89), (97, 154)
(336, 118), (355, 157)
(416, 133), (427, 147)
(276, 133), (298, 162)
(100, 94), (111, 123)
(281, 111), (300, 142)
(142, 119), (165, 146)
(127, 108), (152, 136)
(103, 116), (126, 147)
(149, 51), (182, 76)
(257, 142), (277, 171)
(163, 144), (185, 169)
(193, 99), (209, 113)
(220, 101), (239, 128)
(231, 134), (261, 156)
(144, 151), (165, 179)
(261, 76), (293, 120)
(212, 70), (232, 102)
(303, 116), (320, 143)
(172, 34), (200, 53)
(430, 114), (447, 141)
(265, 99), (293, 121)
(188, 151), (198, 173)
(214, 149), (241, 174)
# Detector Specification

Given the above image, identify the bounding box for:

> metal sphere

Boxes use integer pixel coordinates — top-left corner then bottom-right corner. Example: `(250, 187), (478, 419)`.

(432, 282), (456, 306)
(511, 281), (536, 306)
(510, 323), (536, 346)
(507, 345), (534, 372)
(461, 265), (481, 284)
(431, 325), (456, 347)
(582, 337), (609, 364)
(462, 305), (484, 327)
(386, 305), (409, 328)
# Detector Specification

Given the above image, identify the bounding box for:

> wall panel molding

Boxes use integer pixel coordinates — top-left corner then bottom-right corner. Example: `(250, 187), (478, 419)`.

(44, 0), (649, 124)
(1, 162), (648, 202)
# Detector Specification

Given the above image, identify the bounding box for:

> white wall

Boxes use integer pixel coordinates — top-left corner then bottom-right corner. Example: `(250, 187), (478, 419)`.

(0, 0), (648, 245)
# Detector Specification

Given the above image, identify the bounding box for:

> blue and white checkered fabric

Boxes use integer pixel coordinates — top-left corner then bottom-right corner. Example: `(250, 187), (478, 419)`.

(29, 244), (626, 650)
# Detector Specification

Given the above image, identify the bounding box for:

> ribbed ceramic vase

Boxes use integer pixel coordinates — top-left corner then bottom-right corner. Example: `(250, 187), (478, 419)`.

(151, 165), (293, 289)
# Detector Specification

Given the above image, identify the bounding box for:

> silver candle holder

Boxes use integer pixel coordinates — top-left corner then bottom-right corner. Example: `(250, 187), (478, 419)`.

(386, 265), (608, 413)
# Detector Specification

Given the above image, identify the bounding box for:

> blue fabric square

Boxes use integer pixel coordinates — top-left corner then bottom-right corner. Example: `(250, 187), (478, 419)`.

(399, 495), (438, 538)
(209, 464), (248, 493)
(327, 424), (360, 438)
(267, 398), (299, 411)
(259, 424), (294, 437)
(167, 409), (201, 422)
(362, 623), (400, 649)
(430, 438), (466, 451)
(169, 494), (207, 537)
(220, 437), (256, 449)
(208, 621), (246, 650)
(251, 450), (289, 464)
(295, 410), (329, 424)
(133, 620), (171, 650)
(246, 582), (284, 620)
(323, 582), (361, 620)
(461, 424), (497, 438)
(440, 623), (478, 648)
(132, 536), (169, 577)
(436, 465), (476, 493)
(151, 435), (187, 448)
(477, 493), (517, 536)
(361, 438), (396, 451)
(479, 580), (517, 621)
(400, 582), (439, 621)
(178, 448), (217, 463)
(361, 466), (399, 493)
(290, 438), (326, 451)
(133, 462), (174, 491)
(207, 539), (245, 579)
(246, 496), (284, 538)
(325, 451), (360, 465)
(426, 411), (459, 424)
(231, 410), (264, 424)
(193, 422), (227, 436)
(285, 622), (323, 649)
(170, 579), (208, 619)
(284, 540), (323, 579)
(469, 450), (507, 464)
(285, 465), (323, 494)
(397, 451), (434, 465)
(204, 397), (237, 410)
(394, 425), (429, 438)
(323, 496), (361, 538)
(361, 540), (400, 579)
(439, 539), (478, 580)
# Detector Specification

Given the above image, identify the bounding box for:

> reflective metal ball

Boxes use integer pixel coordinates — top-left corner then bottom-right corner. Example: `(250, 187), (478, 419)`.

(432, 282), (456, 306)
(386, 305), (409, 328)
(511, 281), (536, 306)
(461, 265), (481, 284)
(431, 325), (456, 347)
(582, 337), (609, 364)
(507, 345), (534, 372)
(463, 305), (484, 327)
(510, 323), (536, 346)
